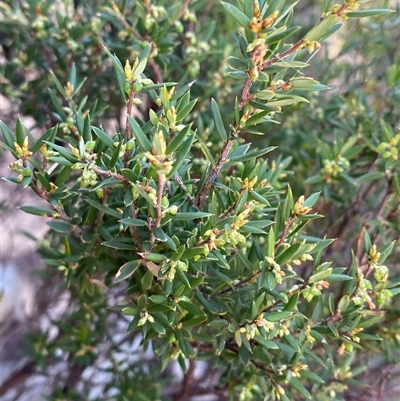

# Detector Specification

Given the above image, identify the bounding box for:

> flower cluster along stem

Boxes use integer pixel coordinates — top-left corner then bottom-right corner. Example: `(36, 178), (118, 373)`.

(196, 37), (311, 210)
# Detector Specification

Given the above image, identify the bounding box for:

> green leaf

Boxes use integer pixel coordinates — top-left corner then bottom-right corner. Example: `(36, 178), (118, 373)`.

(264, 311), (292, 322)
(47, 220), (73, 233)
(179, 300), (205, 316)
(180, 315), (207, 328)
(128, 116), (152, 152)
(378, 241), (395, 264)
(150, 319), (166, 335)
(347, 9), (394, 18)
(267, 98), (309, 107)
(85, 199), (122, 218)
(133, 57), (147, 77)
(210, 250), (230, 269)
(36, 172), (51, 191)
(290, 77), (320, 88)
(323, 0), (333, 13)
(20, 205), (57, 216)
(283, 292), (299, 312)
(176, 99), (197, 122)
(239, 345), (251, 366)
(15, 117), (25, 146)
(300, 368), (325, 384)
(120, 218), (147, 226)
(92, 127), (115, 149)
(121, 167), (140, 182)
(275, 243), (302, 265)
(147, 303), (172, 313)
(268, 61), (309, 69)
(211, 98), (227, 141)
(139, 42), (152, 60)
(221, 2), (251, 29)
(254, 90), (275, 101)
(198, 140), (216, 166)
(195, 291), (221, 313)
(55, 166), (72, 186)
(48, 89), (67, 120)
(0, 120), (15, 149)
(249, 190), (271, 206)
(166, 125), (191, 154)
(172, 212), (212, 220)
(50, 70), (67, 97)
(43, 141), (80, 163)
(318, 22), (343, 41)
(229, 146), (277, 162)
(265, 26), (301, 45)
(103, 45), (127, 101)
(309, 268), (332, 284)
(142, 270), (154, 289)
(265, 0), (285, 16)
(290, 377), (312, 399)
(176, 267), (191, 288)
(267, 227), (275, 257)
(180, 247), (205, 260)
(149, 295), (167, 304)
(140, 252), (168, 263)
(102, 241), (136, 250)
(114, 260), (140, 283)
(240, 224), (267, 234)
(179, 338), (196, 358)
(227, 56), (249, 71)
(48, 156), (73, 166)
(168, 132), (195, 177)
(358, 314), (384, 329)
(356, 171), (384, 184)
(31, 127), (57, 154)
(305, 14), (338, 41)
(328, 274), (353, 282)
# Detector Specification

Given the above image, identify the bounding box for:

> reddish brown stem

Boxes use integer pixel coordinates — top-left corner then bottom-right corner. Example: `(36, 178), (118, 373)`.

(196, 137), (236, 209)
(150, 172), (165, 248)
(260, 39), (306, 71)
(275, 215), (296, 253)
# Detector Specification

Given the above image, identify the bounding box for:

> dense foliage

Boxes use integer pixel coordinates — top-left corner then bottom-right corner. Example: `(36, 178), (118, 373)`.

(1, 1), (399, 400)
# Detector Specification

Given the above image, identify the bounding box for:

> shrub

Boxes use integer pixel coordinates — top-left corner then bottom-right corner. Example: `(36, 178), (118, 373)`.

(1, 1), (399, 400)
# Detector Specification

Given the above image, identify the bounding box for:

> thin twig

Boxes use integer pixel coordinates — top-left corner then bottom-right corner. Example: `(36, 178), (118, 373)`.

(174, 174), (199, 209)
(275, 215), (296, 252)
(91, 165), (130, 185)
(196, 137), (236, 209)
(150, 172), (165, 248)
(125, 84), (135, 142)
(260, 39), (306, 71)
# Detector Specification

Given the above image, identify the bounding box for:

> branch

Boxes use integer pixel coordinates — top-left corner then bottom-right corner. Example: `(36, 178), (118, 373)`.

(173, 359), (196, 401)
(196, 136), (236, 209)
(275, 215), (296, 252)
(260, 39), (306, 71)
(150, 172), (165, 248)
